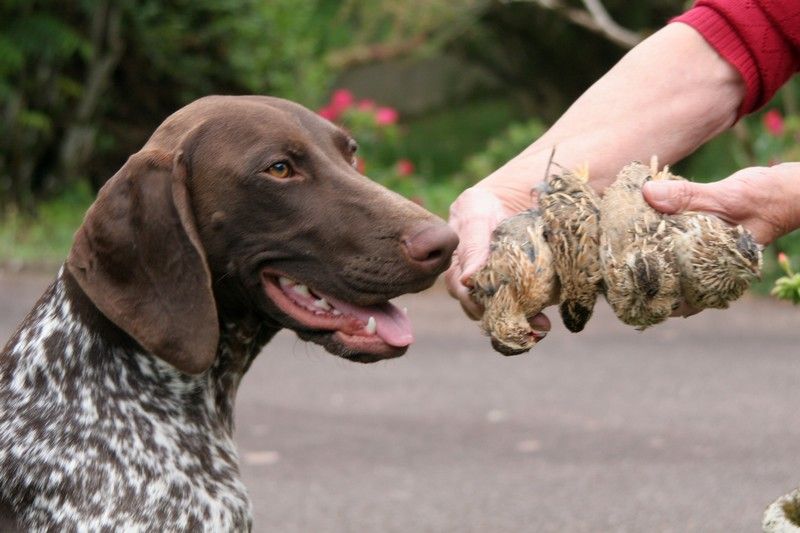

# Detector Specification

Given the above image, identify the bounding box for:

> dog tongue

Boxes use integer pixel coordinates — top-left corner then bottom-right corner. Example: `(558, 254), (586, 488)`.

(325, 296), (413, 347)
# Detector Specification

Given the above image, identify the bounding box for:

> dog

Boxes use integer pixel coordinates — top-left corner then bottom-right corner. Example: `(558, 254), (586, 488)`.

(0, 95), (458, 531)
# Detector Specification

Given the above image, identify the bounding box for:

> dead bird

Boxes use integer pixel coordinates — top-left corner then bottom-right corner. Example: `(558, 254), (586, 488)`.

(601, 160), (761, 323)
(471, 157), (763, 355)
(539, 164), (603, 332)
(469, 164), (601, 354)
(670, 209), (762, 310)
(469, 210), (558, 355)
(599, 160), (682, 328)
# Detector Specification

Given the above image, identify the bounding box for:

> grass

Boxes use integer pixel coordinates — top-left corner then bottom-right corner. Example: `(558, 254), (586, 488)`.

(0, 184), (92, 269)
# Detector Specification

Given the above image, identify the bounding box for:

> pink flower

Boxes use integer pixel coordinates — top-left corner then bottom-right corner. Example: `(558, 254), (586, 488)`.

(396, 158), (415, 176)
(763, 109), (785, 136)
(318, 105), (339, 121)
(375, 106), (399, 125)
(778, 252), (791, 274)
(319, 89), (357, 122)
(331, 89), (354, 112)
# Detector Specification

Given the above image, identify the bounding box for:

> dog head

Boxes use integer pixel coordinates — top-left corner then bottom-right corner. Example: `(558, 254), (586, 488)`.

(67, 96), (457, 373)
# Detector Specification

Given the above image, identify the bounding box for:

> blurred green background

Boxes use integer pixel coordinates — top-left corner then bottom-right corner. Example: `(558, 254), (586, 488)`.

(1, 0), (799, 287)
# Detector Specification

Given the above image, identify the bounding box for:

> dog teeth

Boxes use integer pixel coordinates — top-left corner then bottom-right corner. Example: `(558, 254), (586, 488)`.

(279, 277), (294, 288)
(402, 307), (408, 315)
(292, 284), (311, 298)
(313, 298), (331, 311)
(332, 309), (341, 316)
(365, 316), (377, 335)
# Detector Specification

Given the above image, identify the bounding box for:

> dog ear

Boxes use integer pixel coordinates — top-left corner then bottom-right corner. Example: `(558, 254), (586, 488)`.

(66, 149), (219, 375)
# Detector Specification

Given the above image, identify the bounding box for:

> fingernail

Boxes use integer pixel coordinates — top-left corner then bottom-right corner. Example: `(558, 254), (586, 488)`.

(644, 181), (672, 201)
(643, 181), (678, 210)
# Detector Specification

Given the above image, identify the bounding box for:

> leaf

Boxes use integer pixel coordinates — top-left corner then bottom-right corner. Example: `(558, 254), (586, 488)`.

(0, 36), (24, 75)
(17, 110), (52, 135)
(771, 273), (800, 304)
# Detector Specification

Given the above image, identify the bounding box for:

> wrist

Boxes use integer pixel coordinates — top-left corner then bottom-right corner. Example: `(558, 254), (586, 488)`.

(475, 150), (552, 213)
(767, 163), (800, 241)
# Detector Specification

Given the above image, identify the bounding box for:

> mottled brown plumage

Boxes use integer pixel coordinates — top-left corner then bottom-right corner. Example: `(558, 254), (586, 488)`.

(602, 160), (762, 322)
(471, 158), (763, 355)
(469, 211), (558, 355)
(673, 212), (762, 308)
(599, 160), (682, 328)
(539, 166), (603, 332)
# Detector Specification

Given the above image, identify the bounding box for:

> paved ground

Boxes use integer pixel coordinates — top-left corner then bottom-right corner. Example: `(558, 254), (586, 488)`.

(2, 270), (800, 532)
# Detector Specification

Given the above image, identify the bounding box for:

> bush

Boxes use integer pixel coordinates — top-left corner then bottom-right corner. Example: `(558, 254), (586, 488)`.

(0, 182), (92, 268)
(317, 88), (461, 215)
(772, 252), (800, 304)
(458, 119), (546, 183)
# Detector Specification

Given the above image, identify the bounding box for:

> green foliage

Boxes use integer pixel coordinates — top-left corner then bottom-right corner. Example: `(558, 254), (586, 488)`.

(0, 0), (678, 214)
(0, 183), (93, 266)
(403, 98), (519, 180)
(771, 253), (800, 305)
(675, 131), (740, 184)
(128, 0), (336, 104)
(0, 0), (351, 213)
(229, 2), (328, 102)
(321, 90), (548, 217)
(771, 276), (800, 304)
(318, 89), (523, 217)
(5, 0), (800, 286)
(459, 118), (546, 183)
(452, 1), (686, 122)
(316, 89), (443, 210)
(0, 4), (93, 208)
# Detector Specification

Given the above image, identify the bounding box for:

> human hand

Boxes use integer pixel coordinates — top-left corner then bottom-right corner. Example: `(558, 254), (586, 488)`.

(642, 163), (800, 246)
(444, 20), (746, 329)
(445, 172), (552, 336)
(445, 186), (513, 319)
(643, 163), (800, 316)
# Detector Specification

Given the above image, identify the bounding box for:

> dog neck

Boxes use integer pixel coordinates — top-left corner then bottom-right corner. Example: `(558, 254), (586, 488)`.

(1, 267), (277, 433)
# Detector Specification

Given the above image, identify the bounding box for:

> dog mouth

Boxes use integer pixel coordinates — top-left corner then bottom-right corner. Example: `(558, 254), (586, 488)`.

(261, 272), (412, 362)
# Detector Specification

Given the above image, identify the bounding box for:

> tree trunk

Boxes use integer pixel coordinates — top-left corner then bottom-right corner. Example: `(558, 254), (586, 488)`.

(57, 1), (124, 187)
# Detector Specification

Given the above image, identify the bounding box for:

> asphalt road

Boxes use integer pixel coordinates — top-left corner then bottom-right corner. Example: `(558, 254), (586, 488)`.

(2, 270), (799, 532)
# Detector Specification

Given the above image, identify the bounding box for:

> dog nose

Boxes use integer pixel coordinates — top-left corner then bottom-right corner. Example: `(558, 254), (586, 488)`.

(402, 222), (459, 274)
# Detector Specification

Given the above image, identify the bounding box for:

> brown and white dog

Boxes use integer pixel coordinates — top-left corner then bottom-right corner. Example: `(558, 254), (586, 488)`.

(0, 96), (457, 531)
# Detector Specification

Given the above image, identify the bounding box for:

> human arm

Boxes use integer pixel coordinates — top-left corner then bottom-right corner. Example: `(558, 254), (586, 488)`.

(446, 22), (745, 321)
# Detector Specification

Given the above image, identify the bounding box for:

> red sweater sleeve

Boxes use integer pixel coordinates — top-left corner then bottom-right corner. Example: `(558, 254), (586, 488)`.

(672, 0), (800, 117)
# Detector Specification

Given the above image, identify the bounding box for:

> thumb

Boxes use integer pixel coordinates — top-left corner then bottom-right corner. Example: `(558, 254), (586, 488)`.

(456, 229), (493, 286)
(642, 179), (707, 214)
(448, 188), (510, 285)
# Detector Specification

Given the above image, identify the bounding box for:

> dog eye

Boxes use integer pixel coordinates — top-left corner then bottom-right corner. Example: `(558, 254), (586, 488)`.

(265, 161), (293, 179)
(348, 139), (358, 168)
